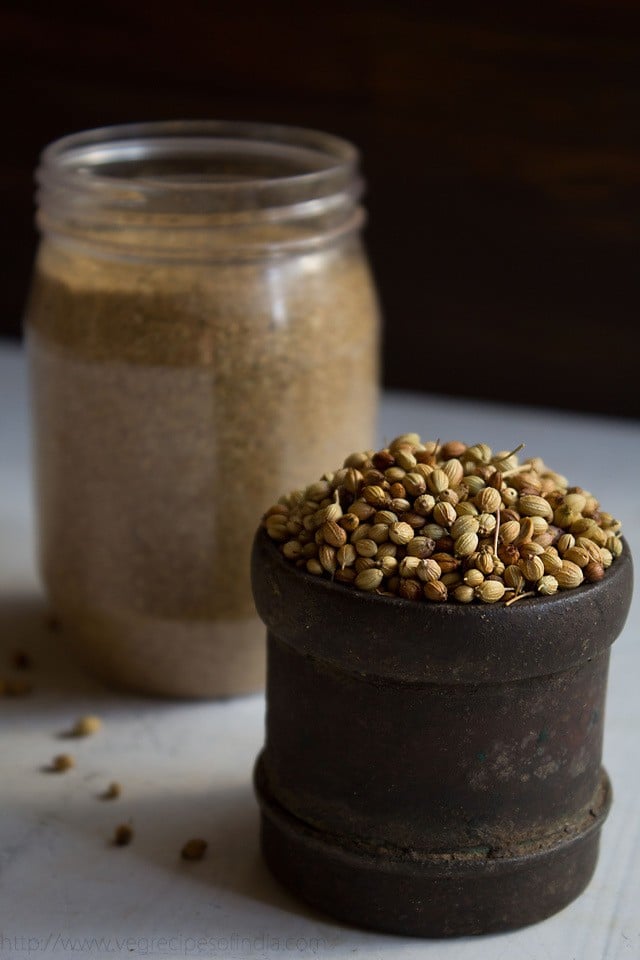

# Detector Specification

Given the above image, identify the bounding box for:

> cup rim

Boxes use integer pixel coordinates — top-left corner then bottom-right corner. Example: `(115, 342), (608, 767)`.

(252, 527), (633, 684)
(37, 119), (360, 202)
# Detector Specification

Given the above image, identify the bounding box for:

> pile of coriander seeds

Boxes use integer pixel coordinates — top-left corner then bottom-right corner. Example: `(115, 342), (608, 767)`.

(262, 435), (623, 605)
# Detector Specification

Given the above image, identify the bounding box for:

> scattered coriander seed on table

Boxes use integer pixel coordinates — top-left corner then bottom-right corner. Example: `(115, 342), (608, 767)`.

(49, 754), (74, 773)
(101, 782), (122, 800)
(181, 838), (208, 861)
(71, 715), (102, 737)
(112, 824), (133, 846)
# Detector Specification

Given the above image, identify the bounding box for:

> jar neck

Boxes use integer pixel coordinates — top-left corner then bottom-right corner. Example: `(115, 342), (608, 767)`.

(35, 121), (365, 261)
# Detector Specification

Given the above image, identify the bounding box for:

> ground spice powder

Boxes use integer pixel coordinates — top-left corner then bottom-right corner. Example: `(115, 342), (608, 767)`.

(27, 231), (378, 696)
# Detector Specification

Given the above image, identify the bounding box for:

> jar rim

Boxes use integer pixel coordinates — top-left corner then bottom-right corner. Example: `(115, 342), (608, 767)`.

(37, 120), (361, 212)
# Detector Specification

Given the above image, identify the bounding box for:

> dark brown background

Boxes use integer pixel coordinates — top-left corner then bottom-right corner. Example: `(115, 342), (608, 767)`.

(3, 2), (639, 416)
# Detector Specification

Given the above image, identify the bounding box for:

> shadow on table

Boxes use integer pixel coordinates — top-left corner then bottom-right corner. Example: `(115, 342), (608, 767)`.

(60, 780), (472, 952)
(103, 782), (331, 922)
(0, 589), (113, 699)
(0, 593), (336, 926)
(0, 591), (425, 951)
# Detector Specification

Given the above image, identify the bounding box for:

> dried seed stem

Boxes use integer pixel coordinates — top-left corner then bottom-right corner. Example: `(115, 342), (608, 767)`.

(505, 590), (536, 607)
(504, 442), (526, 460)
(501, 463), (533, 478)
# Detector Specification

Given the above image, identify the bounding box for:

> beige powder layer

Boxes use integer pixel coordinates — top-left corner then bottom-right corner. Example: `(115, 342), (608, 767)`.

(26, 235), (379, 696)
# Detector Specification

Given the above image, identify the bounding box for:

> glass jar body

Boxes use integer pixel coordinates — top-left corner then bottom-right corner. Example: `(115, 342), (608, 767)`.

(25, 126), (379, 697)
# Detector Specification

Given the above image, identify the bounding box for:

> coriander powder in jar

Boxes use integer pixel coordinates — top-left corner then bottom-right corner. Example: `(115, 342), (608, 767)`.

(25, 121), (380, 697)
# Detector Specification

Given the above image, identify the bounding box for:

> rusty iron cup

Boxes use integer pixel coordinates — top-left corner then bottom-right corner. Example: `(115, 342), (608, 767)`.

(251, 528), (633, 937)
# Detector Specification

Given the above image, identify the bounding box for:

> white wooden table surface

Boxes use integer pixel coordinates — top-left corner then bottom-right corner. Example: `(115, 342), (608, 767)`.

(1, 341), (639, 960)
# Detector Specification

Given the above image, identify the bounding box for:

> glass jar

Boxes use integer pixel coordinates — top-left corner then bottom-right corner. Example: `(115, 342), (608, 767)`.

(25, 121), (380, 698)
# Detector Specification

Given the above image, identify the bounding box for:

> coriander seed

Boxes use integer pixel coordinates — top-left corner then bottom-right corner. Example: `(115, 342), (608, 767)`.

(584, 562), (605, 582)
(113, 824), (133, 847)
(101, 782), (122, 800)
(433, 501), (457, 528)
(71, 715), (102, 737)
(453, 584), (475, 604)
(354, 568), (384, 592)
(537, 575), (559, 596)
(398, 579), (422, 601)
(454, 532), (478, 557)
(389, 522), (414, 545)
(181, 838), (208, 861)
(399, 557), (421, 578)
(319, 545), (338, 574)
(520, 555), (545, 583)
(541, 550), (563, 575)
(564, 546), (590, 568)
(475, 581), (506, 604)
(426, 469), (449, 494)
(416, 559), (441, 583)
(556, 561), (584, 589)
(50, 753), (74, 773)
(424, 580), (448, 602)
(264, 433), (624, 607)
(476, 487), (502, 514)
(337, 544), (357, 568)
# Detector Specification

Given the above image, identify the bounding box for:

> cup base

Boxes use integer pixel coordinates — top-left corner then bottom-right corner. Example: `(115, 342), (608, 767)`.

(255, 755), (611, 938)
